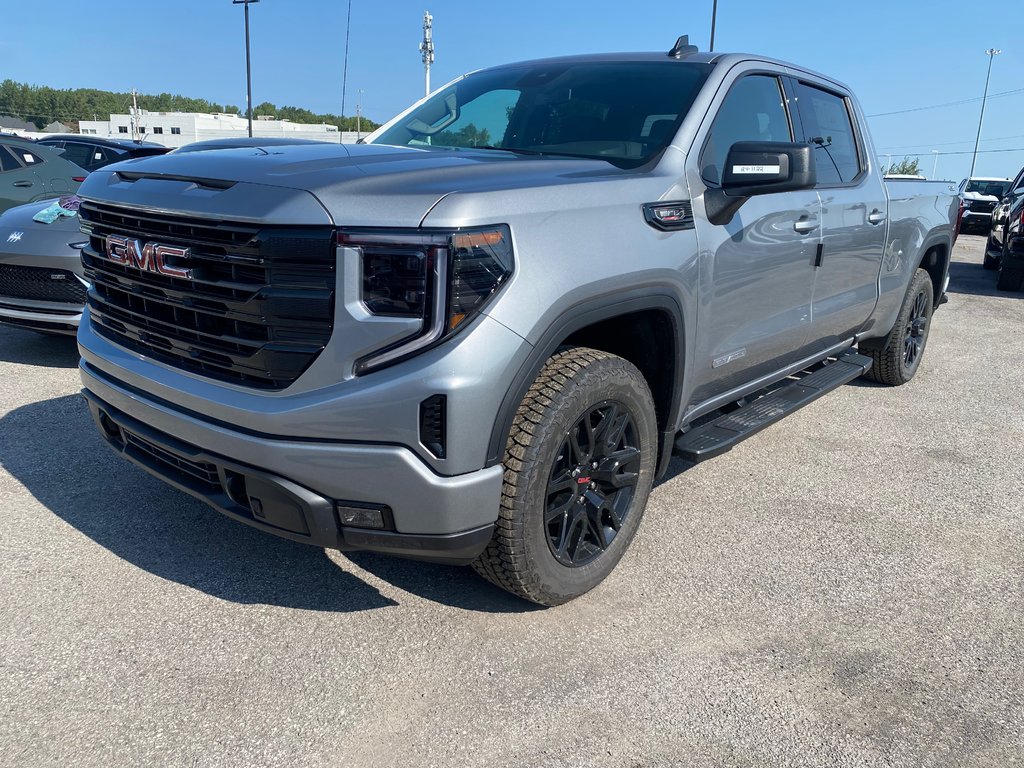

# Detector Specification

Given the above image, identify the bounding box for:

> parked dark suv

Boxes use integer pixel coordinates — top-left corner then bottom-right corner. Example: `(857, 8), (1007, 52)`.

(985, 165), (1024, 291)
(35, 135), (168, 173)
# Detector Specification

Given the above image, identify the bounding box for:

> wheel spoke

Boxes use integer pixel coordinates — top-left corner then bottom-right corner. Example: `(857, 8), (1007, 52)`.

(591, 403), (620, 449)
(585, 507), (610, 550)
(545, 496), (575, 524)
(547, 468), (575, 496)
(561, 510), (586, 560)
(568, 425), (589, 465)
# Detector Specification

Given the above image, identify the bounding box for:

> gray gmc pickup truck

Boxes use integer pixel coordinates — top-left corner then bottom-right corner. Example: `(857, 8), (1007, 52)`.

(74, 39), (957, 605)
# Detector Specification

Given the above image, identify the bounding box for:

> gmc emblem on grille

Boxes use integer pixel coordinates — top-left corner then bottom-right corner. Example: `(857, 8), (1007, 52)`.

(103, 234), (193, 279)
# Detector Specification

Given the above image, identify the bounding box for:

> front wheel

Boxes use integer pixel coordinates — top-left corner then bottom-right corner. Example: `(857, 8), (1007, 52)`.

(862, 268), (934, 386)
(473, 347), (657, 606)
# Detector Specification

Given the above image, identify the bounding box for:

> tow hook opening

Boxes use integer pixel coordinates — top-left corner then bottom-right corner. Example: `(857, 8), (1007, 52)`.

(97, 410), (124, 445)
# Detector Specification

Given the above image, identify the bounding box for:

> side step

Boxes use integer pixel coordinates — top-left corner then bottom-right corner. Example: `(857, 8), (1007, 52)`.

(674, 351), (872, 463)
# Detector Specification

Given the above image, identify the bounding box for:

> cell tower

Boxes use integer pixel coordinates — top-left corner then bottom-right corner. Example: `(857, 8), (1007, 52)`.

(419, 10), (434, 97)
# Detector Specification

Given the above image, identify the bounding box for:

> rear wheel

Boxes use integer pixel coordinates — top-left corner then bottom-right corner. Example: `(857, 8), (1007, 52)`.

(862, 268), (934, 386)
(996, 258), (1024, 291)
(473, 347), (657, 606)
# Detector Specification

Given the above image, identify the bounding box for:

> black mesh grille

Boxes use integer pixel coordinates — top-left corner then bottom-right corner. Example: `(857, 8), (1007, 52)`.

(79, 201), (336, 390)
(0, 264), (88, 304)
(124, 431), (221, 489)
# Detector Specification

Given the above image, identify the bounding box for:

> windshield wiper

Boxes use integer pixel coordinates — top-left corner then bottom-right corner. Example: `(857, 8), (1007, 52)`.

(473, 145), (545, 155)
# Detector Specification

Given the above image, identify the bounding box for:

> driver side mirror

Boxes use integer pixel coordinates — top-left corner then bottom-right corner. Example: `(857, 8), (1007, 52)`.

(706, 141), (817, 226)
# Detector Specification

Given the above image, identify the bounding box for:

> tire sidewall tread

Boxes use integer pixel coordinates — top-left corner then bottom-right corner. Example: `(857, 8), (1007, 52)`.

(473, 347), (657, 606)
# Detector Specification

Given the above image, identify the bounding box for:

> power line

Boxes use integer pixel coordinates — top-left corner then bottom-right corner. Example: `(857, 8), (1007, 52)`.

(866, 87), (1024, 118)
(878, 133), (1024, 152)
(881, 147), (1024, 158)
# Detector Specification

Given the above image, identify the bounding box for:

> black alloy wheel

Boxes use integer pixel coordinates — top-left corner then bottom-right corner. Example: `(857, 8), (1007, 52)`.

(545, 400), (641, 567)
(903, 289), (930, 370)
(861, 267), (933, 386)
(472, 346), (657, 606)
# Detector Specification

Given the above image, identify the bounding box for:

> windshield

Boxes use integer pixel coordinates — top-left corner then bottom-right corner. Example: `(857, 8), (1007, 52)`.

(370, 61), (711, 169)
(965, 179), (1011, 197)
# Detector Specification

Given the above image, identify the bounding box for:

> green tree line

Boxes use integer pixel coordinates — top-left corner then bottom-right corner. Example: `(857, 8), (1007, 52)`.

(0, 80), (376, 132)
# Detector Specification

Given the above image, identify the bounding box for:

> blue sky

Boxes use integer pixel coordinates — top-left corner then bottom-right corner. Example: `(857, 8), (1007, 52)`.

(5, 0), (1023, 181)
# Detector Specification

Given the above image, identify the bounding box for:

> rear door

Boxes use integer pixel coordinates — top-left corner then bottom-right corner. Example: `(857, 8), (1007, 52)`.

(686, 69), (821, 403)
(0, 145), (42, 211)
(788, 78), (885, 348)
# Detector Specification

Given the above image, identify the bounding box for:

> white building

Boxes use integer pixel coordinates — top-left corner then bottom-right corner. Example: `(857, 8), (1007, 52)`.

(78, 111), (363, 148)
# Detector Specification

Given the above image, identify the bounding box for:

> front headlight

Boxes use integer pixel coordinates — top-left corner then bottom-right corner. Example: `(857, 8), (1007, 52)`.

(339, 225), (513, 374)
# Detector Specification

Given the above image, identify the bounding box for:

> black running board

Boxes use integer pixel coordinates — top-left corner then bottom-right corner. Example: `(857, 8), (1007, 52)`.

(674, 351), (872, 463)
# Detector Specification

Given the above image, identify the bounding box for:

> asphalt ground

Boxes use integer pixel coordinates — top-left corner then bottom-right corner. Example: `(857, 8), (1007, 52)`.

(0, 235), (1021, 767)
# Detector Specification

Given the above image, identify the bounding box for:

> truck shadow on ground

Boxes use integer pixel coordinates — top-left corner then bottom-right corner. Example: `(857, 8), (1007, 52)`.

(2, 394), (534, 613)
(0, 326), (80, 368)
(945, 259), (1023, 299)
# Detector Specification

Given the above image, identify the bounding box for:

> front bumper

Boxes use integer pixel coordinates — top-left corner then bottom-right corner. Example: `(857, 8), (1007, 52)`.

(80, 363), (504, 564)
(960, 210), (994, 230)
(0, 299), (82, 335)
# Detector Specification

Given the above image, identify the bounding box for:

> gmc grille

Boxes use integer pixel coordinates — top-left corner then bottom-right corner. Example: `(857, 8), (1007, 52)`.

(0, 264), (88, 305)
(79, 201), (336, 390)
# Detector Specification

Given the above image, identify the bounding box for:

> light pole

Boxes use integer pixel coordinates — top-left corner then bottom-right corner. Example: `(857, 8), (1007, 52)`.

(233, 0), (259, 138)
(969, 48), (1000, 179)
(709, 0), (718, 52)
(931, 150), (939, 180)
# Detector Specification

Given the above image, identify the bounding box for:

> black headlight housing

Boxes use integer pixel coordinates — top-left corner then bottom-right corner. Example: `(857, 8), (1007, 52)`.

(339, 225), (514, 374)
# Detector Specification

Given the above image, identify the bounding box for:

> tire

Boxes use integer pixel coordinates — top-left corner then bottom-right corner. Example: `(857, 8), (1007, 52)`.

(472, 347), (658, 606)
(862, 268), (934, 386)
(982, 241), (1000, 270)
(996, 260), (1024, 291)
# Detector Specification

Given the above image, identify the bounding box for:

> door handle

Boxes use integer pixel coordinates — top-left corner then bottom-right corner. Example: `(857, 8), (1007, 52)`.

(794, 216), (819, 234)
(867, 209), (887, 225)
(12, 180), (33, 188)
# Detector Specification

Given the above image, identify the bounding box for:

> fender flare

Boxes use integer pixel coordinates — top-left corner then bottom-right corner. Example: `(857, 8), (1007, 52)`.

(485, 290), (687, 475)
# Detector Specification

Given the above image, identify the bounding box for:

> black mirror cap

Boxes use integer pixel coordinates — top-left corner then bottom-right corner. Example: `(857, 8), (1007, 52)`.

(721, 141), (816, 197)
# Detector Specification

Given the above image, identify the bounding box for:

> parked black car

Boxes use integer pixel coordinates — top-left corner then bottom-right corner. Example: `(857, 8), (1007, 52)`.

(985, 166), (1024, 291)
(35, 135), (168, 173)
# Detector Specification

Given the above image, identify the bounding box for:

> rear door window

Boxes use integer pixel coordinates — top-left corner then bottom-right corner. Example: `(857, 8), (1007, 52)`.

(792, 82), (862, 185)
(0, 146), (22, 172)
(701, 75), (792, 185)
(60, 142), (95, 169)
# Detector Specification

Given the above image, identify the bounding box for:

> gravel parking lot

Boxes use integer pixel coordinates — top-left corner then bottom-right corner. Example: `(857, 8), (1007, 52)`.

(0, 235), (1021, 767)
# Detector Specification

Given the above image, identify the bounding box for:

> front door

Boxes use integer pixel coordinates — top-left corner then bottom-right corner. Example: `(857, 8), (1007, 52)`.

(687, 71), (821, 403)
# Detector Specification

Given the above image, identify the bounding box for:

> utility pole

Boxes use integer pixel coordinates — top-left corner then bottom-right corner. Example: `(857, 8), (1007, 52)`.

(931, 150), (940, 180)
(969, 48), (1000, 179)
(419, 10), (434, 97)
(341, 0), (352, 118)
(233, 0), (260, 138)
(131, 88), (139, 141)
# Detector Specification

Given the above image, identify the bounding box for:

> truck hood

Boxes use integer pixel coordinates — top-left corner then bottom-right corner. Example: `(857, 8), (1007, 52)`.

(962, 191), (1000, 202)
(81, 143), (636, 228)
